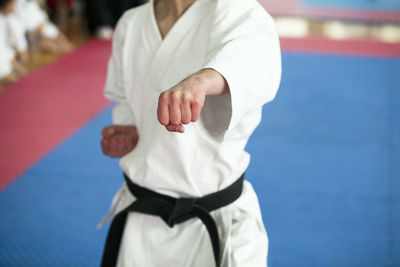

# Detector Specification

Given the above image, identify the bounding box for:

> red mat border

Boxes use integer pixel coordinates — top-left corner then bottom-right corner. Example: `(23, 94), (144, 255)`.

(0, 40), (111, 190)
(260, 0), (400, 23)
(280, 36), (400, 58)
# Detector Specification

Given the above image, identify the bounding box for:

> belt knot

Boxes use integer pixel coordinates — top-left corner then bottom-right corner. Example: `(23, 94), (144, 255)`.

(163, 197), (197, 227)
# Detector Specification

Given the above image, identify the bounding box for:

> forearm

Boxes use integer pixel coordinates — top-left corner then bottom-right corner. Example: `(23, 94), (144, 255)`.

(186, 68), (230, 96)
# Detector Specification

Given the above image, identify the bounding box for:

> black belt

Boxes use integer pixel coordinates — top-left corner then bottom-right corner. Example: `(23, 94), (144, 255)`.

(101, 173), (244, 267)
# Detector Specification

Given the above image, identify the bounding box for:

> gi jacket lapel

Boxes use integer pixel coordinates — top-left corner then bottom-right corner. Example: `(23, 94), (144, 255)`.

(145, 0), (211, 89)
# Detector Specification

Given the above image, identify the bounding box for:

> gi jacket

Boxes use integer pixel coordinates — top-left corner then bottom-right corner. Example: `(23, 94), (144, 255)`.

(101, 0), (281, 266)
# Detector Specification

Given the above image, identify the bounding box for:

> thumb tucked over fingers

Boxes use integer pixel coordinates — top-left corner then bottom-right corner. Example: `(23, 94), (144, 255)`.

(112, 125), (137, 135)
(165, 124), (185, 133)
(107, 128), (115, 135)
(102, 126), (115, 137)
(102, 125), (138, 139)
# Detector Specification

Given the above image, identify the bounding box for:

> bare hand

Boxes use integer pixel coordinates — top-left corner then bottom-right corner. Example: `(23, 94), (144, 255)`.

(157, 69), (229, 133)
(157, 76), (206, 133)
(100, 125), (138, 158)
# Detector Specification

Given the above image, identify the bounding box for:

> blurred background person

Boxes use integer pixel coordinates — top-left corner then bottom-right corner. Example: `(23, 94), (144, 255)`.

(85, 0), (144, 40)
(15, 0), (73, 53)
(0, 0), (26, 86)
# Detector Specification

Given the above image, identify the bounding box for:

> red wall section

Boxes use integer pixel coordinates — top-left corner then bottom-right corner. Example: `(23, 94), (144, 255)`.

(259, 0), (400, 23)
(280, 36), (400, 58)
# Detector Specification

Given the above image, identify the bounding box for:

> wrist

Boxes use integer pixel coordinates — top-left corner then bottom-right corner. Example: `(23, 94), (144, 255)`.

(184, 71), (208, 96)
(189, 68), (229, 96)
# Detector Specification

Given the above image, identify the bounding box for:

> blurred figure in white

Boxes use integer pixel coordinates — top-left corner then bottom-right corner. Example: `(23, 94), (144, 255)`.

(0, 0), (26, 86)
(85, 0), (144, 40)
(15, 0), (73, 53)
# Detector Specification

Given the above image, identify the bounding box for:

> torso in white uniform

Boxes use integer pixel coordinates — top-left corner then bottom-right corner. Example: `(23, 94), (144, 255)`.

(102, 0), (281, 266)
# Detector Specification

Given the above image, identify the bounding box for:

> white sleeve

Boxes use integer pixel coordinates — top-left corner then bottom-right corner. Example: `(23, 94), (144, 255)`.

(0, 49), (13, 79)
(6, 14), (28, 52)
(41, 22), (59, 39)
(0, 16), (14, 79)
(104, 16), (136, 126)
(15, 0), (47, 31)
(202, 0), (281, 134)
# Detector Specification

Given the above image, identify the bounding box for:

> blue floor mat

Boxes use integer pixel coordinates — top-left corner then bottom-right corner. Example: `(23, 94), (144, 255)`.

(246, 52), (400, 266)
(302, 0), (400, 12)
(0, 107), (120, 267)
(0, 52), (399, 267)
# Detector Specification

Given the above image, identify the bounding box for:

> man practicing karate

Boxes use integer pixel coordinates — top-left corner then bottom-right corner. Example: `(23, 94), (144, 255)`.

(100, 0), (281, 266)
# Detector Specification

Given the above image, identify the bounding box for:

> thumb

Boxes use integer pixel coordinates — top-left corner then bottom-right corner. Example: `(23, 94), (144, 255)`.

(112, 125), (137, 135)
(101, 126), (116, 138)
(165, 124), (185, 133)
(102, 125), (137, 137)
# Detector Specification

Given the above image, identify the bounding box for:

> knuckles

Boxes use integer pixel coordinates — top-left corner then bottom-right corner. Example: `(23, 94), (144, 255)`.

(171, 91), (181, 102)
(191, 99), (201, 107)
(101, 135), (136, 157)
(157, 86), (206, 130)
(160, 89), (205, 106)
(159, 92), (170, 103)
(182, 92), (190, 103)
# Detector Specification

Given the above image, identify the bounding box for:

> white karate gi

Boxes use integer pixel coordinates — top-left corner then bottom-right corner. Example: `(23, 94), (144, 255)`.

(102, 0), (281, 266)
(5, 13), (28, 52)
(15, 0), (58, 38)
(0, 15), (17, 79)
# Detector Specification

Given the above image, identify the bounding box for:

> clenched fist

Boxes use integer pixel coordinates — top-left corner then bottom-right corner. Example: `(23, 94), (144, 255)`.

(100, 125), (139, 158)
(157, 68), (229, 133)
